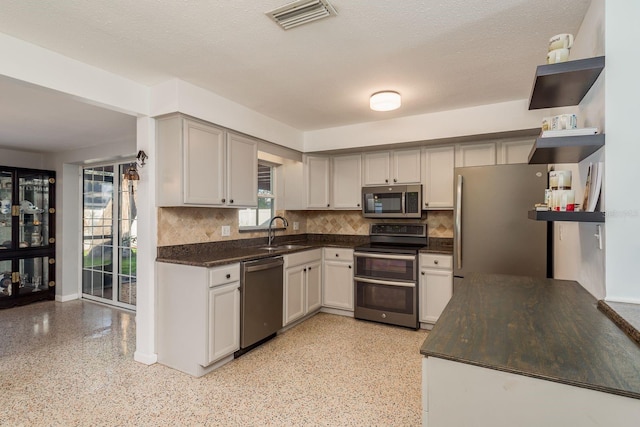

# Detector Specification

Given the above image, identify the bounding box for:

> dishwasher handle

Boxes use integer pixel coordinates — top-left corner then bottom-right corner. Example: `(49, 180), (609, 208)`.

(243, 257), (284, 273)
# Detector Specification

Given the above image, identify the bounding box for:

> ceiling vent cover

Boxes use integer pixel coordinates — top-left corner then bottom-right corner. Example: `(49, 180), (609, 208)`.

(267, 0), (338, 30)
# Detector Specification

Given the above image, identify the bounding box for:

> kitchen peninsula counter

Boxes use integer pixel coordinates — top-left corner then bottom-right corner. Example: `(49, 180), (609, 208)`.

(420, 273), (640, 400)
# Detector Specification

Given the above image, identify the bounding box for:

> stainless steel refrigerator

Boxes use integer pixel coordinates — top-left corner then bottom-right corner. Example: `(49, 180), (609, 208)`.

(453, 164), (549, 286)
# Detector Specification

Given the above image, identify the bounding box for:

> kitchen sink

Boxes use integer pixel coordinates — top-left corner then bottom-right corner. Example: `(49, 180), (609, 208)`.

(259, 244), (308, 251)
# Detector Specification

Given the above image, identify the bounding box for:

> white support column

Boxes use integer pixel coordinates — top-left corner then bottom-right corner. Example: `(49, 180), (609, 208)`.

(134, 116), (158, 365)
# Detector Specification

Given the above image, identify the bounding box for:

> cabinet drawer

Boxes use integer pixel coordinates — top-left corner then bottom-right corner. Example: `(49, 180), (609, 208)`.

(419, 254), (452, 270)
(284, 249), (323, 268)
(324, 247), (354, 261)
(209, 263), (240, 287)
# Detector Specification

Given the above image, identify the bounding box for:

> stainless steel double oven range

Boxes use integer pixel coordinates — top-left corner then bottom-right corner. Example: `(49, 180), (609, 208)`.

(353, 223), (427, 329)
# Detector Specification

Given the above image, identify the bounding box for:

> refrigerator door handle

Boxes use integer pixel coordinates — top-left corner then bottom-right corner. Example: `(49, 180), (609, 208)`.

(455, 174), (463, 269)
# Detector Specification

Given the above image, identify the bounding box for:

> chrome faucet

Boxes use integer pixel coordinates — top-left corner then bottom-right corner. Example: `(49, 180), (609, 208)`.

(267, 215), (288, 246)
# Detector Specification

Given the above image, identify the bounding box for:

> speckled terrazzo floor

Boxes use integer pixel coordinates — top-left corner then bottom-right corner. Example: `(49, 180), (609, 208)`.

(0, 300), (427, 426)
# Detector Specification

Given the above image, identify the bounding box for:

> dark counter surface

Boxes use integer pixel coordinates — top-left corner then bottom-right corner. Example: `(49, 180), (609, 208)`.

(157, 234), (455, 267)
(156, 234), (366, 267)
(420, 273), (640, 400)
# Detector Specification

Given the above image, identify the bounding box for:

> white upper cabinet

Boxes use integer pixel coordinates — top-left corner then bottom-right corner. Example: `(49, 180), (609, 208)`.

(156, 114), (258, 208)
(226, 132), (258, 207)
(364, 149), (421, 186)
(422, 146), (455, 209)
(497, 139), (535, 164)
(305, 155), (331, 209)
(332, 154), (362, 209)
(393, 148), (422, 184)
(455, 143), (497, 167)
(363, 151), (391, 185)
(183, 119), (226, 205)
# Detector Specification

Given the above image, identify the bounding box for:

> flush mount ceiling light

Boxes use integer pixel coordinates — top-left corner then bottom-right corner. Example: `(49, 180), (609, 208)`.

(266, 0), (338, 30)
(370, 91), (402, 112)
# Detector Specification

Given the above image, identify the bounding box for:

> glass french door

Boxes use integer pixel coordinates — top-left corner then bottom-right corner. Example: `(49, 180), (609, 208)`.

(81, 163), (137, 310)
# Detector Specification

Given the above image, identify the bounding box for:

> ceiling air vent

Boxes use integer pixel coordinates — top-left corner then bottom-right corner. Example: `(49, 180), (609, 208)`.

(267, 0), (338, 30)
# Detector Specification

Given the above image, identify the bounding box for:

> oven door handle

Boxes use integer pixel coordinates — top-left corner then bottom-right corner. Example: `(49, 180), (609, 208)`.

(355, 277), (415, 288)
(353, 252), (417, 261)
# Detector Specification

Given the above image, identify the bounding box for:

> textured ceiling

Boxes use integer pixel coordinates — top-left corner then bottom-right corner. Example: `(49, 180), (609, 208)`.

(0, 0), (591, 152)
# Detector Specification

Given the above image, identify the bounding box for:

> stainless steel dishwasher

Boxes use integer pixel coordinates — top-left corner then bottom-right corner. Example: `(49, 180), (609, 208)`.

(236, 257), (284, 356)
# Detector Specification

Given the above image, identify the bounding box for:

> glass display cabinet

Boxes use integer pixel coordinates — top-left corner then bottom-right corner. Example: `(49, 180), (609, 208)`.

(0, 167), (56, 308)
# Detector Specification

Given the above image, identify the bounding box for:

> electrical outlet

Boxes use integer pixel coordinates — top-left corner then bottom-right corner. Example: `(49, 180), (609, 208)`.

(221, 225), (231, 237)
(293, 221), (299, 231)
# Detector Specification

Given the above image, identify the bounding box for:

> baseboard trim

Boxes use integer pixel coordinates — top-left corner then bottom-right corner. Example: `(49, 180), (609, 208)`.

(56, 293), (79, 302)
(134, 351), (158, 365)
(320, 307), (354, 317)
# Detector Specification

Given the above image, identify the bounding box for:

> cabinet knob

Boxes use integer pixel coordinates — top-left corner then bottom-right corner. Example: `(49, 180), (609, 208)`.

(335, 253), (339, 257)
(308, 266), (312, 271)
(304, 268), (307, 272)
(226, 274), (231, 279)
(327, 204), (330, 207)
(434, 260), (439, 265)
(385, 179), (388, 183)
(425, 202), (429, 207)
(221, 198), (226, 203)
(421, 271), (425, 275)
(348, 265), (352, 269)
(230, 199), (234, 204)
(357, 203), (360, 207)
(393, 178), (397, 183)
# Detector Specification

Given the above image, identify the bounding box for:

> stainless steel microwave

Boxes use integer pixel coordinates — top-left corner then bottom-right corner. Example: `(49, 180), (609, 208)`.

(362, 185), (422, 218)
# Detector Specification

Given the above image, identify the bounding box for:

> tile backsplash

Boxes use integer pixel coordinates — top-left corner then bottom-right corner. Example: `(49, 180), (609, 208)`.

(157, 208), (453, 246)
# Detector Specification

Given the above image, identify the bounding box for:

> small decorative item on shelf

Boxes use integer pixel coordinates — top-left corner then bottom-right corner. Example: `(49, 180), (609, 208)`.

(20, 200), (44, 214)
(541, 127), (599, 138)
(0, 199), (10, 215)
(547, 33), (573, 64)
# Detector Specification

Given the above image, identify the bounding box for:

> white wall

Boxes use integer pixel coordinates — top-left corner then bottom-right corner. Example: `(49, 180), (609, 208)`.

(604, 0), (640, 303)
(303, 99), (549, 152)
(150, 79), (304, 152)
(0, 148), (45, 169)
(552, 0), (606, 299)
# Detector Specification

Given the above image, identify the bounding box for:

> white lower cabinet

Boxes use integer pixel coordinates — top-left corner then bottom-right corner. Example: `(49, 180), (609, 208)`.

(283, 249), (322, 326)
(322, 248), (354, 311)
(419, 254), (453, 325)
(157, 262), (240, 377)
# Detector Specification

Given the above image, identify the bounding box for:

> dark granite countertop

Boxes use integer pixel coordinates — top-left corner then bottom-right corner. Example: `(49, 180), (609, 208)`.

(421, 237), (453, 255)
(156, 234), (452, 267)
(157, 234), (454, 267)
(156, 234), (366, 267)
(420, 273), (640, 400)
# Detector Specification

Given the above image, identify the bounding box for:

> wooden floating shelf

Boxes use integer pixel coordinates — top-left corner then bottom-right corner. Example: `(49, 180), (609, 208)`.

(528, 56), (605, 110)
(528, 133), (605, 164)
(528, 210), (605, 223)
